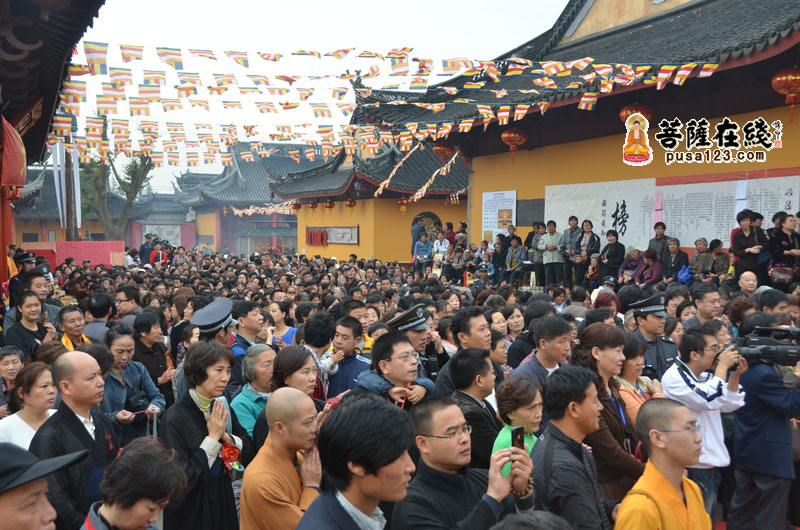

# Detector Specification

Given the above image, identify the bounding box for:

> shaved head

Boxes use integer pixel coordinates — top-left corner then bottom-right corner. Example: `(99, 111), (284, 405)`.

(265, 387), (313, 428)
(52, 350), (96, 387)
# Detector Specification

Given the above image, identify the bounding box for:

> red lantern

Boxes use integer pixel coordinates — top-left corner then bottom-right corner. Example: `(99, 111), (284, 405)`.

(432, 141), (455, 164)
(291, 201), (302, 213)
(398, 197), (409, 215)
(500, 129), (527, 163)
(772, 66), (800, 122)
(619, 103), (653, 124)
(222, 206), (229, 216)
(344, 198), (356, 216)
(324, 199), (335, 216)
(307, 201), (318, 216)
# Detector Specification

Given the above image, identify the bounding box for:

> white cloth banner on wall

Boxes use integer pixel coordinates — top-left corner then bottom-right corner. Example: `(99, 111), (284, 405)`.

(144, 225), (181, 247)
(545, 179), (655, 249)
(482, 190), (517, 242)
(545, 175), (800, 250)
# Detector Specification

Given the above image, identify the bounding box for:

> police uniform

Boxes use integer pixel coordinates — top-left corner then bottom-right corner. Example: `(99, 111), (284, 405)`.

(631, 294), (678, 380)
(471, 264), (491, 295)
(388, 303), (439, 380)
(7, 251), (36, 309)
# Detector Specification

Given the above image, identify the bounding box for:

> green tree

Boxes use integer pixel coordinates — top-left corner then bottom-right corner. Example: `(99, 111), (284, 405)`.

(81, 154), (152, 241)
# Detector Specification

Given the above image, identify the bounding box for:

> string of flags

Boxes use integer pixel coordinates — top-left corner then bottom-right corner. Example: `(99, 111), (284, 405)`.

(412, 147), (460, 201)
(231, 201), (295, 217)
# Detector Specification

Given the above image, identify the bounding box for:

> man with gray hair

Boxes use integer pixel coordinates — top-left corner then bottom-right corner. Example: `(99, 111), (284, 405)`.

(29, 351), (118, 530)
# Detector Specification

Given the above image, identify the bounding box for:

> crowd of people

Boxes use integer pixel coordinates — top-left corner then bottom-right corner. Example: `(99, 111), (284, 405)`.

(0, 207), (799, 530)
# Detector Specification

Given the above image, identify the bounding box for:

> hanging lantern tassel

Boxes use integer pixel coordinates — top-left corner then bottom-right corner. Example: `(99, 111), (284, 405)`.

(324, 199), (335, 216)
(344, 198), (356, 216)
(413, 148), (459, 202)
(772, 66), (800, 123)
(398, 197), (409, 215)
(501, 129), (527, 163)
(307, 201), (318, 216)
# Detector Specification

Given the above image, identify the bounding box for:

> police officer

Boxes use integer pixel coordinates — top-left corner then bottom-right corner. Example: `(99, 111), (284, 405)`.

(388, 303), (439, 380)
(7, 251), (36, 309)
(471, 264), (491, 296)
(631, 294), (677, 380)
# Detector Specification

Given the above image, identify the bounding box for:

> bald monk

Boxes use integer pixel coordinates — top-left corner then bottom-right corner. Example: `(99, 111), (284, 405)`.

(240, 387), (324, 530)
(29, 351), (119, 530)
(624, 120), (650, 156)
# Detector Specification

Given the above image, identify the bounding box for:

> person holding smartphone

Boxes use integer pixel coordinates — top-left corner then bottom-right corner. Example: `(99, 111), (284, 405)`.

(492, 375), (542, 477)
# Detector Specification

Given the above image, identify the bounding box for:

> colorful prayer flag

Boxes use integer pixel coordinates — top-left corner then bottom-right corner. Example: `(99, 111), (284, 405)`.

(577, 91), (599, 111)
(142, 71), (166, 85)
(255, 102), (278, 114)
(537, 102), (550, 115)
(267, 88), (290, 96)
(325, 48), (354, 59)
(138, 84), (161, 100)
(119, 44), (144, 63)
(177, 85), (198, 98)
(297, 88), (314, 101)
(698, 63), (719, 78)
(161, 99), (183, 112)
(592, 64), (613, 78)
(656, 64), (678, 90)
(409, 77), (427, 90)
(240, 150), (255, 162)
(331, 87), (348, 100)
(225, 51), (249, 68)
(358, 50), (384, 60)
(363, 65), (380, 79)
(293, 50), (322, 58)
(68, 65), (91, 77)
(128, 98), (151, 116)
(337, 103), (356, 116)
(280, 102), (300, 111)
(310, 103), (332, 118)
(442, 58), (473, 75)
(491, 89), (508, 98)
(108, 67), (132, 87)
(288, 149), (301, 163)
(275, 75), (298, 85)
(52, 114), (73, 137)
(95, 96), (117, 115)
(247, 75), (270, 86)
(213, 74), (238, 87)
(221, 152), (233, 166)
(540, 61), (567, 76)
(258, 52), (282, 62)
(497, 105), (511, 125)
(463, 80), (486, 90)
(83, 41), (108, 75)
(189, 49), (216, 60)
(222, 101), (243, 110)
(156, 47), (183, 69)
(514, 104), (531, 121)
(566, 57), (594, 71)
(672, 63), (697, 86)
(476, 104), (495, 122)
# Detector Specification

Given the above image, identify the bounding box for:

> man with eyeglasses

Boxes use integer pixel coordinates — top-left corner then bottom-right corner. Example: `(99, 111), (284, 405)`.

(393, 395), (533, 529)
(114, 285), (142, 329)
(615, 398), (711, 529)
(661, 326), (746, 525)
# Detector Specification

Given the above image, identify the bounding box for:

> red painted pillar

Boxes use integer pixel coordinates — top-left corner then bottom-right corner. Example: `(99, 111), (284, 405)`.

(0, 188), (11, 281)
(215, 209), (222, 251)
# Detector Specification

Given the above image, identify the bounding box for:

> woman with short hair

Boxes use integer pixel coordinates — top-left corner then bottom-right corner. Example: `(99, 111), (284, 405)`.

(230, 344), (276, 437)
(0, 362), (56, 448)
(492, 375), (542, 476)
(81, 438), (187, 530)
(158, 341), (254, 530)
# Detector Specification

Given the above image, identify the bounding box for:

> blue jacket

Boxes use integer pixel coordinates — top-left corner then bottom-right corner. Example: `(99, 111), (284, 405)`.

(326, 353), (370, 397)
(734, 362), (800, 479)
(297, 492), (362, 530)
(414, 240), (433, 262)
(100, 361), (165, 435)
(230, 384), (268, 437)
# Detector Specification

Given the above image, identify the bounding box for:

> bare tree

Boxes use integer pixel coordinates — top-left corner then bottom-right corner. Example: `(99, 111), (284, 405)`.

(81, 154), (152, 241)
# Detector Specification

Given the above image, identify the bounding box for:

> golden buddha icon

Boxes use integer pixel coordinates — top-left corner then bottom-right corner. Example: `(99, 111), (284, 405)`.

(622, 113), (653, 166)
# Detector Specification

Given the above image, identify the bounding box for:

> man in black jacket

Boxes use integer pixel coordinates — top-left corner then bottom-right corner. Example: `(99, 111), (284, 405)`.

(29, 351), (119, 530)
(532, 365), (618, 530)
(434, 307), (492, 397)
(451, 348), (503, 469)
(393, 396), (533, 529)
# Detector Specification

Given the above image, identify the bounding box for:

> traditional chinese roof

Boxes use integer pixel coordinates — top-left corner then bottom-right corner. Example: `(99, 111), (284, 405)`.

(269, 149), (353, 200)
(13, 166), (148, 220)
(174, 142), (329, 207)
(133, 193), (189, 215)
(353, 145), (469, 195)
(269, 143), (470, 200)
(1, 1), (106, 163)
(353, 0), (800, 127)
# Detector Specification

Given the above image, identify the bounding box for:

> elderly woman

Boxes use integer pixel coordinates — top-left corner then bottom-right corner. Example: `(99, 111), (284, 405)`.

(696, 239), (730, 284)
(159, 341), (254, 530)
(617, 247), (643, 286)
(0, 346), (25, 419)
(690, 238), (709, 277)
(659, 238), (690, 289)
(634, 249), (663, 291)
(231, 344), (276, 437)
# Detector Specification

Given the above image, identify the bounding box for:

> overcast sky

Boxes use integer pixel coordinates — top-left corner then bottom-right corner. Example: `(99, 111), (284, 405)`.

(80, 0), (569, 192)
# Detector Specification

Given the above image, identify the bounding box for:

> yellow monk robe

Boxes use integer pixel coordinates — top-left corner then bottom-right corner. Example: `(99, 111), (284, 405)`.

(624, 122), (649, 155)
(615, 461), (711, 530)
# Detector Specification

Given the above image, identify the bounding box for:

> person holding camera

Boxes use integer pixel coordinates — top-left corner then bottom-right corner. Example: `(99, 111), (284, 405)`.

(727, 312), (800, 530)
(661, 325), (746, 525)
